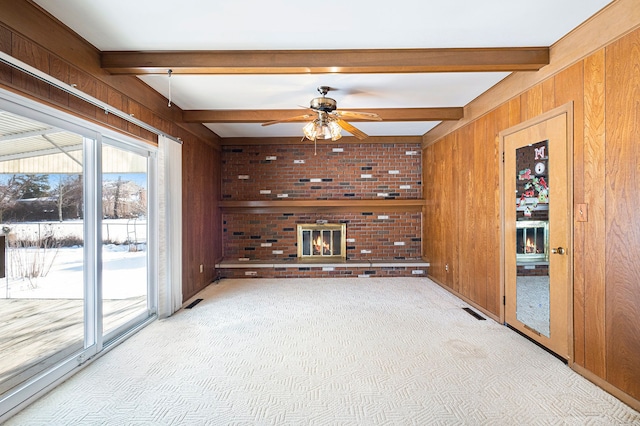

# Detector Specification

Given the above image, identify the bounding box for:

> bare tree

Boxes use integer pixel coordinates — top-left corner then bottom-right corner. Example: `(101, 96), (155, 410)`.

(103, 176), (145, 219)
(113, 176), (122, 218)
(54, 174), (83, 221)
(0, 174), (50, 222)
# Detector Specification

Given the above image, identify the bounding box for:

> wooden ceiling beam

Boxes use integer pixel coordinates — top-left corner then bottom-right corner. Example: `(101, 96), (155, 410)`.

(101, 47), (549, 75)
(219, 136), (424, 145)
(183, 107), (463, 123)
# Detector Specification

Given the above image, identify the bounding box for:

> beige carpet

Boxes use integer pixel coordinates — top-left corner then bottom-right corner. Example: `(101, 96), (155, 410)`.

(6, 278), (639, 425)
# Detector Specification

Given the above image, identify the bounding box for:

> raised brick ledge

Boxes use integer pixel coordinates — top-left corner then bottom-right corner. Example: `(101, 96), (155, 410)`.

(215, 259), (430, 269)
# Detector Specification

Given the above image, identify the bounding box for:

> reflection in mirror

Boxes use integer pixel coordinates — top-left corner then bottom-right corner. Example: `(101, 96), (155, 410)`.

(515, 140), (550, 337)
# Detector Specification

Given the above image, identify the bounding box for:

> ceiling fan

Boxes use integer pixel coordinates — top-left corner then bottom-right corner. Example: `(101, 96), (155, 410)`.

(261, 86), (382, 142)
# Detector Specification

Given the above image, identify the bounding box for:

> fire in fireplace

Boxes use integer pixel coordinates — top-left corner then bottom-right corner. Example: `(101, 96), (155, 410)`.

(516, 220), (549, 262)
(297, 223), (346, 260)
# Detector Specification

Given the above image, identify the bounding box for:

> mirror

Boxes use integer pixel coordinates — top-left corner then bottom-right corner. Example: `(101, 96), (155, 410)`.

(515, 140), (550, 337)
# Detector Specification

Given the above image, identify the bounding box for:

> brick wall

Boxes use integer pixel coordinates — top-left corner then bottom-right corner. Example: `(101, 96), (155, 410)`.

(223, 212), (422, 260)
(222, 143), (422, 200)
(221, 142), (424, 269)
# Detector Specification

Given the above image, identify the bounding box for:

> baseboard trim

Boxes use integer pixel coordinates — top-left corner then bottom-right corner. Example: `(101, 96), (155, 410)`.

(426, 275), (501, 323)
(571, 364), (640, 412)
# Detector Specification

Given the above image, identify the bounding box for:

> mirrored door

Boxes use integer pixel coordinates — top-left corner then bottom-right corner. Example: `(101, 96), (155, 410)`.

(503, 108), (572, 360)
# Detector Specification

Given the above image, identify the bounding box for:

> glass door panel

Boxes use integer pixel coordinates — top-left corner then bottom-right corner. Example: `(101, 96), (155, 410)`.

(101, 144), (149, 339)
(0, 112), (85, 394)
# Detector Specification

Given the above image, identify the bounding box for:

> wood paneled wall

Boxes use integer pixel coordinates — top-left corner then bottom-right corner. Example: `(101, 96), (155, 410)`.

(604, 30), (640, 401)
(182, 141), (221, 301)
(423, 24), (640, 406)
(423, 112), (504, 319)
(0, 1), (222, 302)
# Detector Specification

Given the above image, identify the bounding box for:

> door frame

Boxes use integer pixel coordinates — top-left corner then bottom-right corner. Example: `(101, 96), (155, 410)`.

(499, 102), (574, 363)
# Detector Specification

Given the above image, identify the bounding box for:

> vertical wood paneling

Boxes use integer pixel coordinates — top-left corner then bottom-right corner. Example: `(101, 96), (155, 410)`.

(425, 139), (442, 284)
(435, 134), (460, 289)
(125, 100), (142, 137)
(508, 97), (521, 127)
(449, 133), (459, 290)
(521, 84), (543, 121)
(436, 136), (449, 286)
(457, 124), (474, 298)
(48, 56), (69, 106)
(554, 61), (587, 367)
(181, 137), (221, 302)
(0, 26), (10, 82)
(542, 78), (556, 113)
(68, 67), (97, 119)
(450, 132), (463, 291)
(427, 142), (438, 281)
(604, 32), (640, 401)
(94, 81), (110, 126)
(425, 113), (503, 317)
(583, 49), (607, 378)
(472, 118), (488, 308)
(107, 88), (127, 131)
(485, 104), (510, 315)
(425, 143), (443, 283)
(422, 148), (431, 263)
(425, 142), (449, 284)
(11, 34), (49, 97)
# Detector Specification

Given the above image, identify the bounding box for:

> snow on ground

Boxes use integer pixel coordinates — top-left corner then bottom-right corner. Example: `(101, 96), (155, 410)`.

(3, 219), (147, 245)
(0, 220), (147, 300)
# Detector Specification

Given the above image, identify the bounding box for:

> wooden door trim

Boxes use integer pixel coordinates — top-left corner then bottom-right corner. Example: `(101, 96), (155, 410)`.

(498, 102), (574, 362)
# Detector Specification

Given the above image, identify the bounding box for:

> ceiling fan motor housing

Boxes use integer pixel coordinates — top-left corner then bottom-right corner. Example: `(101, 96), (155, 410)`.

(310, 96), (337, 112)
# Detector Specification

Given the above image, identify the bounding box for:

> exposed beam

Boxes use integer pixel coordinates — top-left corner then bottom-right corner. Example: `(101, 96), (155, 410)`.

(184, 107), (463, 123)
(219, 136), (423, 146)
(101, 47), (549, 75)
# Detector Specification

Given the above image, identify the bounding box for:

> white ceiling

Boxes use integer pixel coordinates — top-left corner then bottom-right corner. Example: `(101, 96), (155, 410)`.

(34, 0), (612, 140)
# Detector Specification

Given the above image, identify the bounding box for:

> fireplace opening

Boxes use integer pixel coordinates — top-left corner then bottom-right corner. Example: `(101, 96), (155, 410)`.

(516, 220), (549, 262)
(297, 223), (346, 260)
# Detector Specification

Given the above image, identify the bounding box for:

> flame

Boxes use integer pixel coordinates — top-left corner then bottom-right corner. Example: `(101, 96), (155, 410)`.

(313, 235), (331, 255)
(525, 238), (536, 253)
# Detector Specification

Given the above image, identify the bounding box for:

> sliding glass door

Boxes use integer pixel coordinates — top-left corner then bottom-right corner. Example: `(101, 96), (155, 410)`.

(0, 111), (86, 395)
(101, 142), (151, 341)
(0, 91), (158, 418)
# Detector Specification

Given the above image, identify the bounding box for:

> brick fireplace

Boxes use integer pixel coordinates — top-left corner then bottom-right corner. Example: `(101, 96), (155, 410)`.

(216, 142), (429, 278)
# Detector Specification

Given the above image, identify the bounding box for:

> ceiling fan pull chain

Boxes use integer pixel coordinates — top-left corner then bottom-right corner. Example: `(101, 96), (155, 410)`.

(167, 69), (173, 107)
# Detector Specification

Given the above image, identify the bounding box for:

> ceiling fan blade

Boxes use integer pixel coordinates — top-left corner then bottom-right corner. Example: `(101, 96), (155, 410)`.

(334, 110), (382, 121)
(261, 114), (315, 126)
(335, 118), (369, 140)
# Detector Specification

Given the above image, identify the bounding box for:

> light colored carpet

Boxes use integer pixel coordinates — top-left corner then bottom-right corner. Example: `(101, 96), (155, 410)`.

(6, 278), (639, 425)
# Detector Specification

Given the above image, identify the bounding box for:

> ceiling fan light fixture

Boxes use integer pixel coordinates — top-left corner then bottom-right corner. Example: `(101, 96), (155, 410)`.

(302, 119), (342, 141)
(264, 86), (374, 142)
(302, 120), (317, 140)
(327, 120), (342, 141)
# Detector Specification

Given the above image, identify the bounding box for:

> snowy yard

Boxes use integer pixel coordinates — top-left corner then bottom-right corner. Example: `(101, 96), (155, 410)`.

(0, 220), (147, 300)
